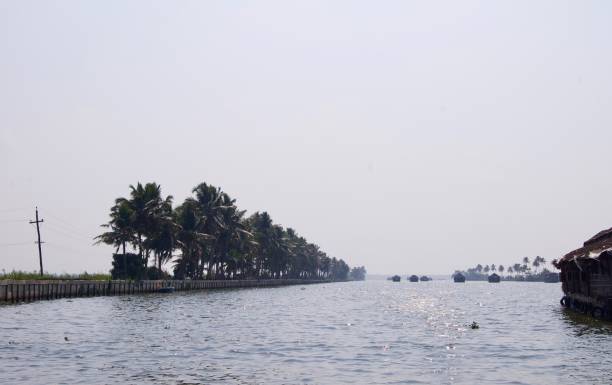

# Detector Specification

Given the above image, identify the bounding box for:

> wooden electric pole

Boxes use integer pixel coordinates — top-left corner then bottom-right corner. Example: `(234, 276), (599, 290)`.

(29, 207), (44, 276)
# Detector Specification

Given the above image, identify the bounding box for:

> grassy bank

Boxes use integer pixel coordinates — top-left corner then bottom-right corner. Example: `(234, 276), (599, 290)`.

(0, 270), (111, 281)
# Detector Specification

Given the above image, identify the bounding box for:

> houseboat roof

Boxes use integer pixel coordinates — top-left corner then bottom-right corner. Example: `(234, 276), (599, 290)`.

(557, 226), (612, 265)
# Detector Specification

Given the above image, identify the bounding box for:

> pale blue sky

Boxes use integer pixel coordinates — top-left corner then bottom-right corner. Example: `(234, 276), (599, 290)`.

(1, 1), (611, 275)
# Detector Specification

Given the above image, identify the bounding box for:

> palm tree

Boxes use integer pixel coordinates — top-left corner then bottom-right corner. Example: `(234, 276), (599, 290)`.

(173, 198), (216, 279)
(532, 256), (541, 273)
(124, 182), (168, 267)
(95, 199), (136, 278)
(484, 265), (490, 274)
(498, 265), (504, 277)
(95, 199), (135, 255)
(146, 194), (178, 272)
(214, 193), (252, 279)
(523, 256), (530, 265)
(98, 181), (355, 282)
(191, 182), (230, 278)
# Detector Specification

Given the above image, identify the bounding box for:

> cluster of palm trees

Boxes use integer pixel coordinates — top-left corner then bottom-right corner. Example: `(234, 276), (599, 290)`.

(349, 266), (367, 281)
(95, 182), (351, 281)
(461, 256), (552, 281)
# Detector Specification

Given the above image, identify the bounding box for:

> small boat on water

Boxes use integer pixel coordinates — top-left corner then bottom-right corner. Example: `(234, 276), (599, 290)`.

(409, 275), (419, 282)
(391, 275), (401, 282)
(158, 287), (175, 293)
(488, 273), (500, 283)
(453, 273), (466, 283)
(420, 276), (431, 282)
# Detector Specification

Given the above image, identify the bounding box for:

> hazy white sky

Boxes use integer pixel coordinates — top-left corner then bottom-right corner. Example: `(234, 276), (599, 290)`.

(1, 1), (611, 275)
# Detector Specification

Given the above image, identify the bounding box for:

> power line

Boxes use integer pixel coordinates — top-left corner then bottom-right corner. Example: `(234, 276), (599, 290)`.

(41, 209), (94, 238)
(46, 241), (96, 255)
(0, 241), (34, 247)
(0, 207), (29, 213)
(45, 220), (92, 240)
(45, 225), (93, 243)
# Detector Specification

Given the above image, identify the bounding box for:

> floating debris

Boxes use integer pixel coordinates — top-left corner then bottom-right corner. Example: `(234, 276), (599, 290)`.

(470, 321), (479, 329)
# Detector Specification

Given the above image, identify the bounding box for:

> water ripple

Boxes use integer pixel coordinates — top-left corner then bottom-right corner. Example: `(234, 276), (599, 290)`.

(1, 282), (611, 384)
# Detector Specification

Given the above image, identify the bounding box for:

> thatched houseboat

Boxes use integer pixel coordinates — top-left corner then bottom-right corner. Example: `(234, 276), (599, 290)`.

(420, 276), (431, 282)
(409, 275), (419, 282)
(554, 227), (612, 319)
(391, 275), (401, 282)
(488, 273), (500, 283)
(453, 272), (465, 283)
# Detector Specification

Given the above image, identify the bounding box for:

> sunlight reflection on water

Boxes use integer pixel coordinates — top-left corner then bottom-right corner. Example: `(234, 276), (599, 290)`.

(1, 281), (611, 384)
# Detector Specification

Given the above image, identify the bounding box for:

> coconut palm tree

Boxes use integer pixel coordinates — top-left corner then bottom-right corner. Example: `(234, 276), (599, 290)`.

(95, 199), (136, 278)
(173, 198), (217, 279)
(523, 256), (530, 265)
(98, 181), (354, 282)
(124, 182), (168, 267)
(146, 194), (178, 272)
(214, 193), (252, 279)
(532, 256), (541, 273)
(191, 182), (231, 278)
(95, 199), (135, 255)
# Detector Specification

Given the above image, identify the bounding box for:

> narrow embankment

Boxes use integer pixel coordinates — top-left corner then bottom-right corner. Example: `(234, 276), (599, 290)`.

(0, 279), (329, 304)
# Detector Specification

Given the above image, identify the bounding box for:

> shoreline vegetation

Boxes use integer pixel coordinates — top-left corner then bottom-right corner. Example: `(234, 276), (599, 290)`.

(0, 270), (110, 281)
(454, 256), (559, 282)
(94, 182), (367, 282)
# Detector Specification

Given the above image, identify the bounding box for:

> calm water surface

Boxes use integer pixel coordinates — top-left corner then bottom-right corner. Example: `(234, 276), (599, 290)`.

(1, 281), (611, 385)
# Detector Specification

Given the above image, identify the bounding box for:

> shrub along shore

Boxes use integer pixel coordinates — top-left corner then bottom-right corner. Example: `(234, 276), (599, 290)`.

(0, 271), (111, 281)
(95, 181), (366, 282)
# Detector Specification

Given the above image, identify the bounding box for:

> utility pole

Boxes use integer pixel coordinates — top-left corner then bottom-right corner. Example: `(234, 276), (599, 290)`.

(29, 207), (44, 276)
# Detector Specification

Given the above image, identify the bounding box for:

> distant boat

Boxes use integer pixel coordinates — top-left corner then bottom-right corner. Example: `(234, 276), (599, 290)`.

(488, 273), (500, 283)
(543, 272), (560, 283)
(453, 273), (466, 283)
(391, 275), (401, 282)
(420, 276), (431, 281)
(409, 275), (419, 282)
(158, 287), (175, 293)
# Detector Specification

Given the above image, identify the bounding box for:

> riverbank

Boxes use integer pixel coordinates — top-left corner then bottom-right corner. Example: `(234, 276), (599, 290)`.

(0, 278), (329, 304)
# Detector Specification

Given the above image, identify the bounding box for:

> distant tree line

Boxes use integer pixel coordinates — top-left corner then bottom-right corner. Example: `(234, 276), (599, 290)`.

(349, 266), (367, 281)
(96, 182), (355, 281)
(455, 256), (557, 281)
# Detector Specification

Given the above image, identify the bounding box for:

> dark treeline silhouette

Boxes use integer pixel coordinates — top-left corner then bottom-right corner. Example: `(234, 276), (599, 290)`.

(455, 256), (557, 282)
(96, 182), (353, 281)
(349, 266), (367, 281)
